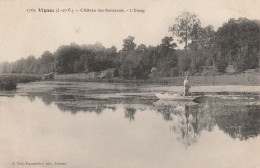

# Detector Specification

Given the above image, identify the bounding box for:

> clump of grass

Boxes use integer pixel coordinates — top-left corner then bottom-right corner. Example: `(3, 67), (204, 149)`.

(0, 76), (18, 90)
(17, 74), (42, 83)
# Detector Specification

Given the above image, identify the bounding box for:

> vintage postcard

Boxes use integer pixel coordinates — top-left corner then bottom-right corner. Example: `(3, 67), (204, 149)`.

(0, 0), (260, 168)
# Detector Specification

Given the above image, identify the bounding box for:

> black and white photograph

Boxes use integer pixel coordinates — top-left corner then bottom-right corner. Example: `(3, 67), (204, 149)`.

(0, 0), (260, 167)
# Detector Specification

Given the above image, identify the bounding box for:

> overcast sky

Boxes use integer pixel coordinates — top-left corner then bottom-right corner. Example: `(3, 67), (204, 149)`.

(0, 0), (260, 62)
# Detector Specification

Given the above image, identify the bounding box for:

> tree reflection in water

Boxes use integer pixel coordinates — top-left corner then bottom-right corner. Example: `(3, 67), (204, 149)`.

(23, 88), (260, 145)
(154, 101), (215, 148)
(124, 107), (137, 121)
(172, 106), (198, 148)
(153, 97), (260, 147)
(201, 97), (260, 140)
(24, 90), (118, 114)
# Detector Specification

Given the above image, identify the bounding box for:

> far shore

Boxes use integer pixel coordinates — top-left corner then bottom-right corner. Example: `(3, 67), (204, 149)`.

(54, 72), (260, 86)
(1, 72), (259, 91)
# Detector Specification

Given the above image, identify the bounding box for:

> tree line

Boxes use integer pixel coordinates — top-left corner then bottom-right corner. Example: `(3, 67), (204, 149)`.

(0, 11), (259, 79)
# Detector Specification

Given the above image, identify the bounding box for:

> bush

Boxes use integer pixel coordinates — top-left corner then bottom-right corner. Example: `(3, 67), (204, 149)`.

(0, 74), (42, 91)
(0, 77), (18, 90)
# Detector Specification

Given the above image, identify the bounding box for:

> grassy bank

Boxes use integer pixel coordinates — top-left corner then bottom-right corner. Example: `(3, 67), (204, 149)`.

(54, 72), (260, 86)
(0, 74), (42, 90)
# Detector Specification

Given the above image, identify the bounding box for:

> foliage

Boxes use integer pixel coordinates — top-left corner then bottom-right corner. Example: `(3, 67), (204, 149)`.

(38, 51), (55, 74)
(0, 13), (259, 79)
(122, 36), (136, 52)
(0, 76), (18, 90)
(169, 11), (201, 49)
(215, 18), (260, 72)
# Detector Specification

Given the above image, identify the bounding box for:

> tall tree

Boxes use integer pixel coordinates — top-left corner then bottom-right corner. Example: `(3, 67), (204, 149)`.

(38, 51), (55, 74)
(189, 25), (217, 70)
(190, 25), (216, 51)
(169, 11), (201, 49)
(159, 36), (177, 53)
(122, 36), (136, 52)
(157, 36), (178, 76)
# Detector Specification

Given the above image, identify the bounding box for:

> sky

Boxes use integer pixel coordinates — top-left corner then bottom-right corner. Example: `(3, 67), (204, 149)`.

(0, 0), (260, 62)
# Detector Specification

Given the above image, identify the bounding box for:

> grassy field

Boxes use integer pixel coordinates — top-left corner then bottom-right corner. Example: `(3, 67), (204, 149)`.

(54, 72), (260, 86)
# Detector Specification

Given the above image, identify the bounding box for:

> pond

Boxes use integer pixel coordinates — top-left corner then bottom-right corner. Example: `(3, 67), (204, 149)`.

(0, 81), (260, 168)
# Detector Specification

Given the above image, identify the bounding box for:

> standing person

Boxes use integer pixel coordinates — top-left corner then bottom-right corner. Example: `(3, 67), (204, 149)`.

(184, 76), (190, 96)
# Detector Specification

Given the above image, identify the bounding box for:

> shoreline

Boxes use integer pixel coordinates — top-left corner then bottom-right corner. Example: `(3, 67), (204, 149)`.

(15, 81), (260, 94)
(1, 72), (259, 87)
(54, 72), (260, 86)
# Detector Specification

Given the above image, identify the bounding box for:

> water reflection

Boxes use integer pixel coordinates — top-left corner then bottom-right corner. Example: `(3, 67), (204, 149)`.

(153, 98), (260, 147)
(22, 85), (155, 115)
(214, 106), (260, 140)
(124, 107), (137, 121)
(153, 101), (215, 147)
(22, 88), (260, 145)
(2, 82), (260, 146)
(201, 97), (260, 140)
(171, 106), (199, 147)
(1, 88), (260, 168)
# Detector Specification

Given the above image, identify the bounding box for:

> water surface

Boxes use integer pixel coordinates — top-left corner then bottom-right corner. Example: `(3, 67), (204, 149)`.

(0, 82), (259, 168)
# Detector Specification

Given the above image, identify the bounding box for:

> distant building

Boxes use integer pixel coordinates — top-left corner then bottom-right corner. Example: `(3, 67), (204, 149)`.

(151, 67), (158, 73)
(86, 68), (116, 79)
(98, 68), (115, 78)
(150, 67), (161, 77)
(86, 72), (98, 79)
(44, 72), (54, 80)
(243, 69), (256, 73)
(225, 65), (236, 74)
(242, 69), (256, 81)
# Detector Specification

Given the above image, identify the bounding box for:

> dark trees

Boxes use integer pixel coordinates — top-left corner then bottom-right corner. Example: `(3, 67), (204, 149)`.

(216, 18), (260, 72)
